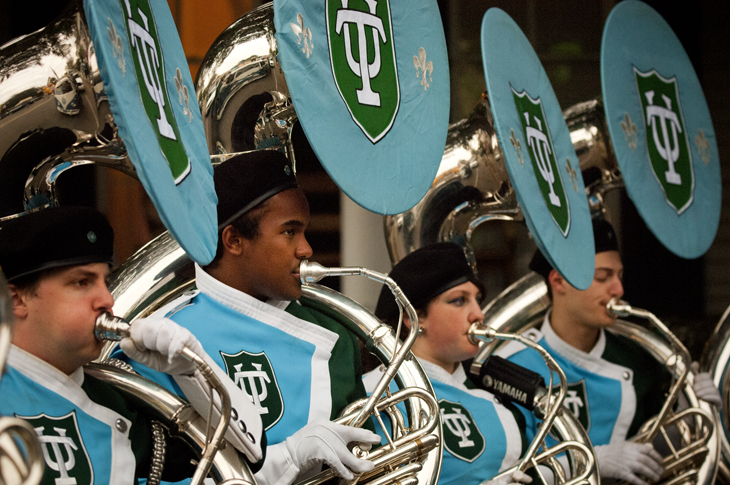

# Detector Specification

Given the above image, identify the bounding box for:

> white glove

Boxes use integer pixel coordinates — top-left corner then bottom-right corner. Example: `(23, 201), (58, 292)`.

(121, 317), (264, 462)
(120, 317), (202, 375)
(595, 442), (664, 485)
(284, 419), (381, 479)
(692, 362), (722, 407)
(486, 470), (534, 485)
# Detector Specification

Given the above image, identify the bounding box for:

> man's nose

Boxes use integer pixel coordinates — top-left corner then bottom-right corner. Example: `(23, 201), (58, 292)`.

(297, 236), (313, 260)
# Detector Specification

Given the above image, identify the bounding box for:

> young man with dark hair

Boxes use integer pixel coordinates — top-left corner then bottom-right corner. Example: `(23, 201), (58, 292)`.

(0, 206), (263, 485)
(121, 150), (380, 485)
(496, 218), (721, 485)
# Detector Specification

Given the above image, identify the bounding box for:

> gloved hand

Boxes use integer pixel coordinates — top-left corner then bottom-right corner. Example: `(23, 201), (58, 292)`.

(120, 317), (203, 375)
(486, 470), (534, 485)
(692, 362), (722, 407)
(284, 419), (381, 479)
(595, 442), (664, 485)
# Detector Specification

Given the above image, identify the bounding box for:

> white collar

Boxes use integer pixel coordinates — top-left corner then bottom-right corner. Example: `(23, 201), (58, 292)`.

(8, 345), (85, 387)
(541, 310), (606, 362)
(194, 263), (293, 316)
(419, 359), (470, 390)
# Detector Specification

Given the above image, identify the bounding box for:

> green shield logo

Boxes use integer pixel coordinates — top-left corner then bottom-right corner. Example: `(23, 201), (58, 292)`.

(119, 0), (191, 184)
(635, 68), (694, 214)
(556, 380), (590, 432)
(221, 350), (284, 431)
(439, 399), (485, 463)
(19, 411), (94, 485)
(512, 87), (571, 236)
(327, 0), (400, 143)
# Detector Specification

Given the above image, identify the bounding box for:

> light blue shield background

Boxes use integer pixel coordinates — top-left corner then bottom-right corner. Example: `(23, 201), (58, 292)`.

(601, 0), (721, 259)
(85, 0), (217, 265)
(274, 0), (450, 215)
(481, 8), (594, 290)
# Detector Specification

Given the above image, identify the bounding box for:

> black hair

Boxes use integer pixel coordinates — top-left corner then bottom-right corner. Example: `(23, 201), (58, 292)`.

(204, 199), (271, 271)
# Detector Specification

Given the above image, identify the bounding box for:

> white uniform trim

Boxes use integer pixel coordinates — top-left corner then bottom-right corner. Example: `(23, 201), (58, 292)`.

(419, 360), (523, 471)
(8, 346), (137, 485)
(538, 313), (635, 443)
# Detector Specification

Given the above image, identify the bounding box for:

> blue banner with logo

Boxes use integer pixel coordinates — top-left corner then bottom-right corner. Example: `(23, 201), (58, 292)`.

(601, 1), (721, 259)
(481, 8), (594, 289)
(84, 0), (217, 265)
(274, 0), (450, 215)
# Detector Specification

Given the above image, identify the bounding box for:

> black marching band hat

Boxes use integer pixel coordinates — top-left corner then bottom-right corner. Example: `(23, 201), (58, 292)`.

(530, 217), (619, 280)
(215, 150), (298, 230)
(0, 206), (114, 283)
(375, 242), (486, 321)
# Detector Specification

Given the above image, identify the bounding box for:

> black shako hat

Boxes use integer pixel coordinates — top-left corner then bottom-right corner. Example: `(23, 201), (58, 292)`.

(215, 150), (298, 230)
(375, 242), (486, 321)
(529, 217), (619, 280)
(0, 206), (114, 283)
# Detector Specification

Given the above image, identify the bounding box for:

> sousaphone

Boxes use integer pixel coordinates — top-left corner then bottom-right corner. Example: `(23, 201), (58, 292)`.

(110, 1), (456, 484)
(384, 4), (721, 484)
(0, 0), (252, 482)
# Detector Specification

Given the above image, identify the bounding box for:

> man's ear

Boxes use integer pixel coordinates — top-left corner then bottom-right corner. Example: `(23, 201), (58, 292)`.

(220, 225), (245, 256)
(9, 285), (28, 320)
(548, 269), (569, 296)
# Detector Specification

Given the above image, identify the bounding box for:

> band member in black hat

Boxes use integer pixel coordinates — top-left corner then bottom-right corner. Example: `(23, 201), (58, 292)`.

(0, 206), (263, 484)
(496, 218), (721, 485)
(365, 242), (532, 485)
(119, 150), (380, 485)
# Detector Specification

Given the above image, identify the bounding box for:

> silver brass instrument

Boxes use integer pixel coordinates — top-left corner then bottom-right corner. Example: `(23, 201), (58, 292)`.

(93, 313), (236, 485)
(0, 0), (136, 219)
(471, 277), (719, 485)
(605, 299), (718, 484)
(469, 325), (596, 485)
(101, 232), (443, 485)
(195, 3), (297, 160)
(0, 272), (44, 485)
(700, 306), (730, 483)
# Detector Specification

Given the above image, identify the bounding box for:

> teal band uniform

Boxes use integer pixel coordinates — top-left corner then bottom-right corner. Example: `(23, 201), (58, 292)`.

(364, 360), (526, 485)
(0, 346), (195, 485)
(495, 313), (670, 447)
(115, 265), (370, 484)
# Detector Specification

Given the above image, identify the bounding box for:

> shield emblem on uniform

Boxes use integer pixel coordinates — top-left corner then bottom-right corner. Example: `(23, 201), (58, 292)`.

(221, 350), (285, 431)
(326, 0), (400, 144)
(512, 87), (571, 237)
(634, 68), (694, 214)
(559, 380), (591, 432)
(20, 411), (94, 485)
(439, 399), (485, 463)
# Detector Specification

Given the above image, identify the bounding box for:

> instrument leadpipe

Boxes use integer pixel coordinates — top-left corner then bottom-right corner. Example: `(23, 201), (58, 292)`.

(94, 313), (231, 485)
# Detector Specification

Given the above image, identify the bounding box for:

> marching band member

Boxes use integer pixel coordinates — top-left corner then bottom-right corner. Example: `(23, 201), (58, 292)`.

(0, 206), (263, 485)
(495, 218), (721, 485)
(365, 243), (531, 485)
(119, 150), (380, 485)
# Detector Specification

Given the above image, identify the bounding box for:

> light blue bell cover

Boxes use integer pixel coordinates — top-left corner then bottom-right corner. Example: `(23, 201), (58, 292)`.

(274, 0), (450, 215)
(601, 0), (721, 259)
(481, 8), (594, 290)
(84, 0), (217, 265)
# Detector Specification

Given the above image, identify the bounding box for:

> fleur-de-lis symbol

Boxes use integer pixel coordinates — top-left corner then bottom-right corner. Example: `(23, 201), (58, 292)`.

(565, 158), (578, 192)
(510, 129), (524, 165)
(107, 19), (126, 75)
(290, 13), (313, 59)
(174, 68), (193, 122)
(413, 47), (433, 91)
(621, 112), (638, 151)
(695, 128), (711, 165)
